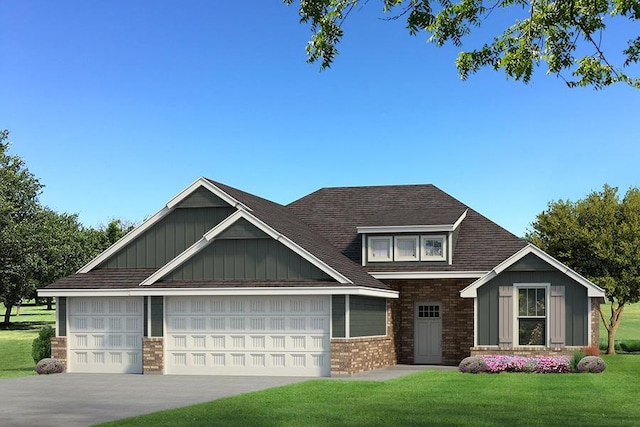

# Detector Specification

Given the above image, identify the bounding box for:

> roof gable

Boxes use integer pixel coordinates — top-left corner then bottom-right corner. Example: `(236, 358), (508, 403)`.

(460, 244), (606, 298)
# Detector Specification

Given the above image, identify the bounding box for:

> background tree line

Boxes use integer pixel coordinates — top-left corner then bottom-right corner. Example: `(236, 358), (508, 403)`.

(0, 130), (133, 325)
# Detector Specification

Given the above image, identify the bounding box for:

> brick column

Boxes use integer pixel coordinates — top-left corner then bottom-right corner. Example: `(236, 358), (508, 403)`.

(591, 297), (604, 348)
(142, 337), (164, 374)
(50, 337), (67, 361)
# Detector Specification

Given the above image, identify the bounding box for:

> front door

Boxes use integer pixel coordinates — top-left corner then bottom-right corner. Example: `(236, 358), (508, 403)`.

(414, 302), (442, 364)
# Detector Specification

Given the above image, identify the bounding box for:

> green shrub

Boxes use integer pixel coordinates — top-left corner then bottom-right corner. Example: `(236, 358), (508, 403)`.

(619, 340), (640, 353)
(31, 325), (55, 363)
(570, 351), (586, 372)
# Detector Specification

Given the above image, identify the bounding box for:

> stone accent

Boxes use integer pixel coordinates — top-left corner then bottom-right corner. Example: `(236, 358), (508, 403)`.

(386, 279), (474, 365)
(591, 297), (603, 347)
(330, 301), (396, 375)
(142, 337), (164, 374)
(330, 336), (395, 375)
(470, 346), (583, 357)
(50, 337), (67, 361)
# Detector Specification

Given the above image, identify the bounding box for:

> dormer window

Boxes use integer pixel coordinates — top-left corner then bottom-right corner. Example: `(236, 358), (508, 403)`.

(366, 235), (447, 263)
(394, 236), (419, 261)
(368, 236), (393, 261)
(421, 236), (446, 261)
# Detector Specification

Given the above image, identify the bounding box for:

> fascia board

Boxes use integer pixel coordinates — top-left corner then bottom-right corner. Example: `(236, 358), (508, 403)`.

(357, 225), (455, 234)
(166, 177), (251, 211)
(77, 206), (172, 273)
(39, 287), (399, 298)
(452, 209), (468, 230)
(370, 271), (487, 280)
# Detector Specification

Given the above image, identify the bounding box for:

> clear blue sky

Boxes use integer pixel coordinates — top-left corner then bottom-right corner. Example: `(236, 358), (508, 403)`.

(2, 1), (638, 237)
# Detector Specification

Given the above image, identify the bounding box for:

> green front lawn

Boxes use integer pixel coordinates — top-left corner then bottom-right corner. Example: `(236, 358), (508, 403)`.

(98, 355), (639, 427)
(600, 302), (640, 342)
(0, 303), (56, 378)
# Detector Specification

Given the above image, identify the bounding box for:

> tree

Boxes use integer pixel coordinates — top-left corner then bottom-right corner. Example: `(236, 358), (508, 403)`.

(0, 130), (43, 324)
(284, 0), (640, 89)
(526, 185), (640, 354)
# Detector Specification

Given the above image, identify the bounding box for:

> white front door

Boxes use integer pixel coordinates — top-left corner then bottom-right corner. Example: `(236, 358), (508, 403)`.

(165, 295), (331, 376)
(414, 302), (442, 364)
(67, 297), (143, 373)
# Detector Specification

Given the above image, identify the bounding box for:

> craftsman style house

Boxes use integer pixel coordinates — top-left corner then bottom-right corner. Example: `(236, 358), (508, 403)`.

(39, 178), (605, 376)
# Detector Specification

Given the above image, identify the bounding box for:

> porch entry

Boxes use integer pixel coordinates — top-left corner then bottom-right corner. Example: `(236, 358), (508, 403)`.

(414, 302), (442, 364)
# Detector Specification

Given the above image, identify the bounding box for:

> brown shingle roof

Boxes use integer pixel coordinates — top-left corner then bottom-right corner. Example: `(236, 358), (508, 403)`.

(45, 269), (158, 289)
(287, 184), (527, 272)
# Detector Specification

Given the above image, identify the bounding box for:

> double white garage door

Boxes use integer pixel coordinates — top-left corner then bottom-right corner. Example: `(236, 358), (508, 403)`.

(67, 295), (330, 376)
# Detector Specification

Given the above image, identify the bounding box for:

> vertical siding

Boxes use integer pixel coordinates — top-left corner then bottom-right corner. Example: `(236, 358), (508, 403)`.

(349, 296), (387, 337)
(477, 270), (588, 347)
(167, 239), (333, 281)
(99, 206), (235, 268)
(57, 297), (67, 337)
(332, 295), (346, 338)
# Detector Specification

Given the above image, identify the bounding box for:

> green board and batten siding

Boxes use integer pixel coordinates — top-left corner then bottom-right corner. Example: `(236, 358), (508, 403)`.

(99, 206), (236, 269)
(476, 253), (588, 346)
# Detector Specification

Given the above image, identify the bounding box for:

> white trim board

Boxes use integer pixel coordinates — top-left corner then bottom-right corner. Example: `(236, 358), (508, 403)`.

(370, 271), (487, 280)
(459, 244), (606, 298)
(38, 286), (399, 299)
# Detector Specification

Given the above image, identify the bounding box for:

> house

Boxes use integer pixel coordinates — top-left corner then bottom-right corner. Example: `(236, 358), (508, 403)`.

(39, 178), (605, 376)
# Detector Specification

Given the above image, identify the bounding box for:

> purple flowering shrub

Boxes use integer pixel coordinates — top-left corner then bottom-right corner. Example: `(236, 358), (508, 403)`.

(36, 358), (65, 375)
(459, 355), (571, 374)
(577, 356), (606, 373)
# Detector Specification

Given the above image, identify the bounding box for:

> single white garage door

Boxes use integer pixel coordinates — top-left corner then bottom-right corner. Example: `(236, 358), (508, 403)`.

(67, 297), (143, 374)
(165, 295), (331, 376)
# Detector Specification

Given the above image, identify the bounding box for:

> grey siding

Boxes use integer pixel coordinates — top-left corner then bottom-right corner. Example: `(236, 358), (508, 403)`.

(167, 239), (333, 281)
(174, 187), (231, 208)
(507, 253), (556, 272)
(477, 270), (588, 346)
(57, 297), (67, 337)
(332, 295), (346, 338)
(216, 218), (270, 240)
(350, 296), (386, 337)
(150, 296), (163, 337)
(100, 207), (235, 268)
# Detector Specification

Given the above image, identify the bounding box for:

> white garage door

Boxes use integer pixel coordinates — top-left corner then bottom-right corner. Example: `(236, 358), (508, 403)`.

(165, 295), (331, 376)
(67, 297), (143, 374)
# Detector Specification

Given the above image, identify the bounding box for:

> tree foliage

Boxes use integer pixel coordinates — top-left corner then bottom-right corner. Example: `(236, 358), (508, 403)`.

(526, 184), (640, 354)
(285, 0), (640, 89)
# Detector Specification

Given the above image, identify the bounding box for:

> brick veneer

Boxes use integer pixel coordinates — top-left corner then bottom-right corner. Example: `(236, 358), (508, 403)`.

(142, 338), (164, 374)
(591, 297), (603, 348)
(50, 337), (67, 361)
(386, 279), (474, 365)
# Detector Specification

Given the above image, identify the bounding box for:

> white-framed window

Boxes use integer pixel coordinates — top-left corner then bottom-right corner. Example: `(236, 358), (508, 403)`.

(368, 236), (393, 262)
(420, 235), (446, 260)
(394, 236), (419, 261)
(517, 287), (547, 346)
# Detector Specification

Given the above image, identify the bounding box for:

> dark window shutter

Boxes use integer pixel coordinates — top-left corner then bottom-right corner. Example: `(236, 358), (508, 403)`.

(549, 286), (566, 346)
(498, 286), (513, 347)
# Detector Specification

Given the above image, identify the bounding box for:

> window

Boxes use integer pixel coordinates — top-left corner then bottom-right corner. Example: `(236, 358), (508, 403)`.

(368, 236), (392, 262)
(420, 236), (446, 260)
(394, 236), (419, 261)
(518, 288), (546, 345)
(417, 304), (440, 318)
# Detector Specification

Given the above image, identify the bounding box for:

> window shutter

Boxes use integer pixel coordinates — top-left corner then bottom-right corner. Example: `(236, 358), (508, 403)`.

(498, 286), (513, 347)
(549, 286), (566, 346)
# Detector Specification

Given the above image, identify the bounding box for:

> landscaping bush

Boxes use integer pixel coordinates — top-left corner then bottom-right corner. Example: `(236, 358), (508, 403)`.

(618, 340), (640, 353)
(570, 351), (586, 372)
(582, 344), (600, 356)
(459, 357), (488, 373)
(35, 358), (65, 375)
(577, 356), (606, 373)
(31, 325), (55, 363)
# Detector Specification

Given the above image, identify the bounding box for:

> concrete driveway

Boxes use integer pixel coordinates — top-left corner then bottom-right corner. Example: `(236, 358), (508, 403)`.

(0, 373), (310, 427)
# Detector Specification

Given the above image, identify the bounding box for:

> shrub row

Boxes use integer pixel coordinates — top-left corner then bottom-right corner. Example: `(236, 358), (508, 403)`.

(599, 340), (640, 353)
(459, 355), (606, 374)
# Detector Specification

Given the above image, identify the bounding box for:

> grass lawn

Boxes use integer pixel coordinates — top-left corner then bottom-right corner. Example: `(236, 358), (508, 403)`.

(98, 355), (639, 427)
(0, 303), (55, 378)
(599, 302), (640, 346)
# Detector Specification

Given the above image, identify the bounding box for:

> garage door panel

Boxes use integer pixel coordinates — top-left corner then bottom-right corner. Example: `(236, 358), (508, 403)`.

(68, 297), (143, 374)
(166, 296), (330, 376)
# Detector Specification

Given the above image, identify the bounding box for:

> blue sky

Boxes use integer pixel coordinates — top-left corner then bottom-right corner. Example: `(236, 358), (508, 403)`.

(2, 1), (638, 237)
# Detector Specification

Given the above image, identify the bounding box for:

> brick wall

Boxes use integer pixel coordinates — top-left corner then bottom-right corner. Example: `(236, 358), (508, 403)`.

(386, 279), (474, 365)
(142, 337), (164, 374)
(470, 346), (582, 357)
(50, 337), (67, 361)
(591, 297), (603, 347)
